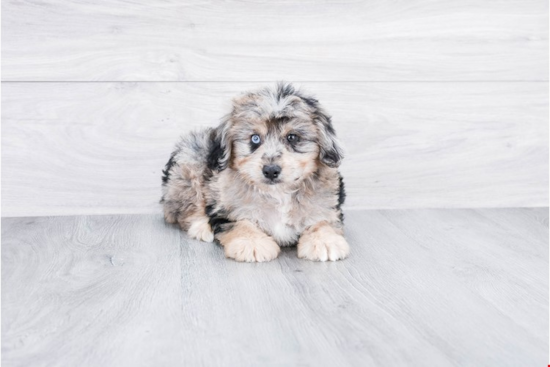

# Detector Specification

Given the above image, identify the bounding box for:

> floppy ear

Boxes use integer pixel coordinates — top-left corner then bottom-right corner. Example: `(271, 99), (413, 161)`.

(207, 117), (232, 171)
(314, 107), (344, 168)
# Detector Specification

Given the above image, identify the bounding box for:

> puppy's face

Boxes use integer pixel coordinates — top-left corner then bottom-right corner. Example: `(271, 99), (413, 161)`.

(231, 112), (322, 187)
(210, 84), (343, 189)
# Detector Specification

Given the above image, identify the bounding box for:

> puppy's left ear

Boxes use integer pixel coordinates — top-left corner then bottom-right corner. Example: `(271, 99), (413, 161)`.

(314, 107), (344, 168)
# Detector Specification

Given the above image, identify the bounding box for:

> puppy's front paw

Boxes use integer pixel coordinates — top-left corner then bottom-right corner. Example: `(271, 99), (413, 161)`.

(187, 218), (214, 243)
(224, 236), (280, 263)
(298, 226), (349, 262)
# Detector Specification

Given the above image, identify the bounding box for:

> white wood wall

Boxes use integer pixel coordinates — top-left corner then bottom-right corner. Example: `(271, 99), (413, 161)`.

(2, 0), (548, 216)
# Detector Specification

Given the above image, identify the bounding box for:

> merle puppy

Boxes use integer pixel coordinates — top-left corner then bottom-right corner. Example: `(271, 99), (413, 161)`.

(161, 83), (348, 262)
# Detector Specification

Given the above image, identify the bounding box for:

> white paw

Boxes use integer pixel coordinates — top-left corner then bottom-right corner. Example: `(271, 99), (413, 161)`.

(297, 227), (350, 262)
(187, 219), (214, 243)
(224, 236), (280, 263)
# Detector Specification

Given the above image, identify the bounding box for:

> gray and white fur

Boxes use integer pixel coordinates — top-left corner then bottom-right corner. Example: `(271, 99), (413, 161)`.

(161, 83), (349, 262)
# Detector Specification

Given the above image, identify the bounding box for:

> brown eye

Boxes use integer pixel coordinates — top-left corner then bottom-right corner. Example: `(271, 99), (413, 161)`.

(287, 134), (298, 142)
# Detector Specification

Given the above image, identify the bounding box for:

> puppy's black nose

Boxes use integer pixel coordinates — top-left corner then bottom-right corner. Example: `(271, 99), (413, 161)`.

(262, 165), (281, 180)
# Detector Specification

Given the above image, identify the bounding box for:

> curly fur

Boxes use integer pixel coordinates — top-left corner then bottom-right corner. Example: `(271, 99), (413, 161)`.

(161, 83), (349, 262)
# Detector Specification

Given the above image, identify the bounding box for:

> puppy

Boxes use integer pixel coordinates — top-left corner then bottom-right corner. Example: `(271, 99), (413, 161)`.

(161, 83), (349, 262)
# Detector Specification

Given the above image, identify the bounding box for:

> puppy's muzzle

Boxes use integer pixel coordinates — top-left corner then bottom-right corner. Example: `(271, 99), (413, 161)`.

(262, 164), (281, 181)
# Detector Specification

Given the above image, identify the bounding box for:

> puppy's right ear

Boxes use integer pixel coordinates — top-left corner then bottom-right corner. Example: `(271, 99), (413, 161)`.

(207, 117), (232, 171)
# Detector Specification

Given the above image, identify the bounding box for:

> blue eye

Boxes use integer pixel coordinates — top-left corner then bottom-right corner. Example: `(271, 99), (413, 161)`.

(251, 134), (261, 144)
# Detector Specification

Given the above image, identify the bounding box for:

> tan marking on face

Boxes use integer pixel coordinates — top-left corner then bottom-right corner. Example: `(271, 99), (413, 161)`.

(233, 155), (251, 169)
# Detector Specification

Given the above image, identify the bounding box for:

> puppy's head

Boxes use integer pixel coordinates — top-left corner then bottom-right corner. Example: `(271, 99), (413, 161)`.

(208, 83), (343, 188)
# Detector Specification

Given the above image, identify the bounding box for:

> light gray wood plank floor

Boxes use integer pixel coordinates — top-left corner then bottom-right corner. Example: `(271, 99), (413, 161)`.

(2, 208), (548, 367)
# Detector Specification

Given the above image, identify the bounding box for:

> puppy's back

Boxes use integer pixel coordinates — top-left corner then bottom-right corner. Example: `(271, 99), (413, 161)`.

(161, 128), (214, 225)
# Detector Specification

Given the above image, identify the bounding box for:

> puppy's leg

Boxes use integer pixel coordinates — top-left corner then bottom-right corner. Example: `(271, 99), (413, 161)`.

(172, 164), (214, 243)
(182, 209), (214, 243)
(297, 221), (349, 261)
(217, 220), (280, 262)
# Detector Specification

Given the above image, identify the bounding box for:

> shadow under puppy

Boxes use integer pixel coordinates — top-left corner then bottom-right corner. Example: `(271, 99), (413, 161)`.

(161, 83), (349, 262)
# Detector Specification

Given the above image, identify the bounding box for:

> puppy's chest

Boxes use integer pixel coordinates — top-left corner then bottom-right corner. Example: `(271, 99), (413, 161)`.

(260, 197), (299, 246)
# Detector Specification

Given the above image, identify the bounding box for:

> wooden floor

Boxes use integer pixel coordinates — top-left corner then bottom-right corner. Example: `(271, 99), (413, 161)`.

(2, 208), (547, 367)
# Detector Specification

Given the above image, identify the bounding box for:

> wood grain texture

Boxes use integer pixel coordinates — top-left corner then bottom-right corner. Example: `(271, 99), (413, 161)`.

(2, 82), (547, 216)
(2, 208), (548, 367)
(1, 0), (547, 81)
